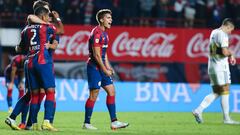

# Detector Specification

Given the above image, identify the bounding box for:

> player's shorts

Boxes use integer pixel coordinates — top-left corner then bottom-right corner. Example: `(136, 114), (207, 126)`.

(28, 63), (55, 90)
(87, 63), (113, 90)
(209, 71), (231, 86)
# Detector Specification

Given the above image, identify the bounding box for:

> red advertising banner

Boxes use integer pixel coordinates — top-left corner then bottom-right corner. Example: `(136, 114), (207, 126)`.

(55, 25), (240, 63)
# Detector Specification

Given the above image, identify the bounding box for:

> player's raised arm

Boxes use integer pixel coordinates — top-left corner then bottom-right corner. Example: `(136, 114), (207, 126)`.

(27, 14), (48, 24)
(51, 11), (64, 35)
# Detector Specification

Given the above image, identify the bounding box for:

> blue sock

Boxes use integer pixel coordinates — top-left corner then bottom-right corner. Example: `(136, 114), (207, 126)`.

(21, 103), (29, 124)
(50, 101), (56, 123)
(44, 91), (55, 121)
(106, 96), (117, 122)
(10, 92), (31, 120)
(7, 88), (13, 107)
(84, 98), (95, 124)
(30, 93), (39, 123)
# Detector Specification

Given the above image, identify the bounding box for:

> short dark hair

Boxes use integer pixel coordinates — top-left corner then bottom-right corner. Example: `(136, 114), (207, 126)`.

(33, 0), (50, 11)
(96, 9), (112, 24)
(34, 6), (49, 17)
(222, 18), (235, 27)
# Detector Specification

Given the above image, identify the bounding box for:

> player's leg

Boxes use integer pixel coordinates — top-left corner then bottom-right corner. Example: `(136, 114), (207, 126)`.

(5, 91), (31, 130)
(6, 60), (31, 130)
(83, 63), (101, 130)
(101, 71), (129, 130)
(5, 78), (13, 113)
(42, 88), (57, 131)
(83, 89), (99, 130)
(193, 73), (220, 123)
(29, 89), (41, 128)
(102, 84), (117, 122)
(25, 65), (42, 130)
(16, 79), (27, 129)
(220, 71), (239, 124)
(39, 63), (57, 131)
(102, 84), (129, 130)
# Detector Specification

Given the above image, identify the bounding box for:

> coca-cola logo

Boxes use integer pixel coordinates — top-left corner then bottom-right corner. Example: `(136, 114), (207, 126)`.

(187, 33), (209, 58)
(112, 32), (176, 58)
(56, 31), (90, 56)
(187, 33), (240, 58)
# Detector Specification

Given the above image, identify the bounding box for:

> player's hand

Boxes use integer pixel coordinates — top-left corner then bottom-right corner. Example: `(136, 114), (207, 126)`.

(8, 82), (14, 90)
(109, 68), (115, 75)
(45, 42), (51, 49)
(51, 11), (60, 19)
(104, 69), (113, 76)
(229, 55), (236, 65)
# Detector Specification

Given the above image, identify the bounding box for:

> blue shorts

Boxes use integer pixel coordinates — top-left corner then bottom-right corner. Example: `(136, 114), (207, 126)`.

(5, 75), (21, 88)
(28, 63), (55, 90)
(87, 63), (113, 90)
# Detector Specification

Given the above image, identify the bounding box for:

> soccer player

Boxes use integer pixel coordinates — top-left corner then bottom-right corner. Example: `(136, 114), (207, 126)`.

(4, 55), (25, 113)
(83, 9), (129, 130)
(6, 6), (58, 131)
(5, 0), (63, 130)
(25, 0), (64, 128)
(192, 18), (240, 125)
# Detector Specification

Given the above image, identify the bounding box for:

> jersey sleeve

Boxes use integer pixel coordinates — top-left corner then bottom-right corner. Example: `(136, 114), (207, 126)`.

(219, 32), (229, 48)
(93, 30), (101, 47)
(48, 24), (58, 43)
(19, 30), (25, 49)
(18, 28), (29, 54)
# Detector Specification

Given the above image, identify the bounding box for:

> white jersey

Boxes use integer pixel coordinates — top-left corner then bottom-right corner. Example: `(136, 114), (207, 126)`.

(208, 28), (230, 74)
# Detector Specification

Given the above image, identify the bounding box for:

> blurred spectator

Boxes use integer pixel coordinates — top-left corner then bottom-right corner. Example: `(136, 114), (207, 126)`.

(111, 0), (122, 25)
(13, 0), (27, 27)
(211, 0), (226, 28)
(153, 0), (169, 27)
(120, 0), (140, 26)
(139, 0), (155, 26)
(195, 0), (207, 21)
(235, 1), (240, 27)
(65, 0), (84, 24)
(0, 0), (239, 28)
(173, 0), (187, 27)
(184, 1), (196, 27)
(82, 0), (94, 25)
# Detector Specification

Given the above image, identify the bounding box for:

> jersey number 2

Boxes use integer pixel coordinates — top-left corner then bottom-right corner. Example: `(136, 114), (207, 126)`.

(30, 29), (37, 45)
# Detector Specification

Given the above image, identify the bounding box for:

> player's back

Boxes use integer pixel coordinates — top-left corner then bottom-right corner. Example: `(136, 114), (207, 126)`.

(20, 24), (56, 65)
(4, 55), (25, 76)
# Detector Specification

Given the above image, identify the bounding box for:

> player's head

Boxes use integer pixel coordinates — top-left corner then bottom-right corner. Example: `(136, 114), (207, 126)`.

(34, 6), (50, 22)
(221, 18), (235, 34)
(33, 0), (50, 12)
(96, 9), (112, 29)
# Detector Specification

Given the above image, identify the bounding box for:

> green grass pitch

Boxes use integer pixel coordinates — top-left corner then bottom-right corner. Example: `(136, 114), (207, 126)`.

(0, 112), (240, 135)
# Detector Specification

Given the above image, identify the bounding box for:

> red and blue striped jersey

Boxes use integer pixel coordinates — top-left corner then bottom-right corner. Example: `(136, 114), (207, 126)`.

(4, 55), (25, 76)
(19, 24), (57, 66)
(88, 26), (109, 65)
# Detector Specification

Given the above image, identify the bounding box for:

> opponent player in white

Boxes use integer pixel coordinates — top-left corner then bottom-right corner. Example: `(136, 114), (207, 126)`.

(193, 18), (239, 124)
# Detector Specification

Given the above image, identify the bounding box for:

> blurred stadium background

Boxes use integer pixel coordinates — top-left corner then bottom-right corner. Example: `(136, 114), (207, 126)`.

(0, 0), (240, 134)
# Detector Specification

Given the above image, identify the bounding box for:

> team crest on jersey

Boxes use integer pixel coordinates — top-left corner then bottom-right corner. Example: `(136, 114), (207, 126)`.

(95, 39), (99, 43)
